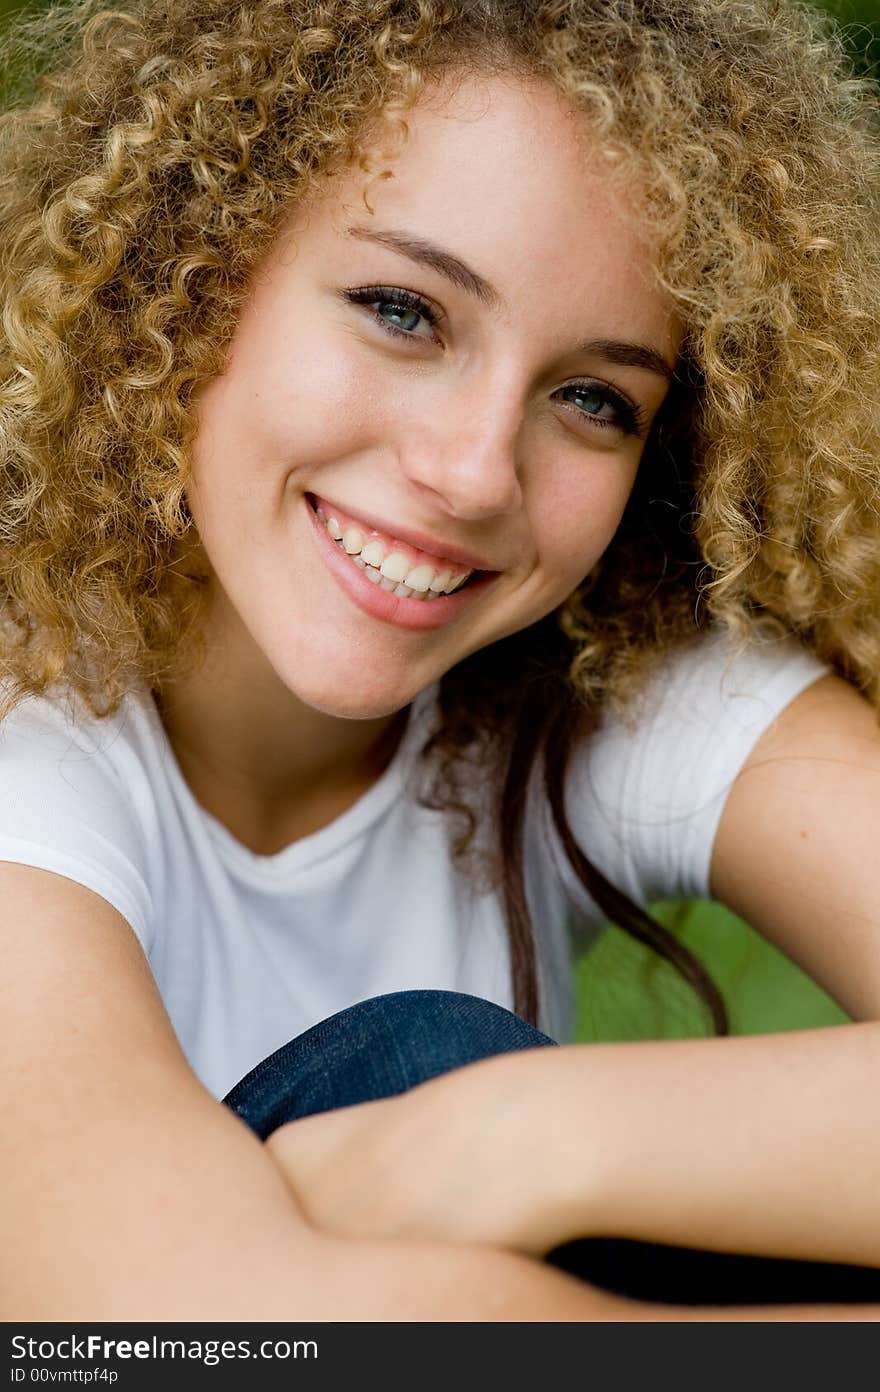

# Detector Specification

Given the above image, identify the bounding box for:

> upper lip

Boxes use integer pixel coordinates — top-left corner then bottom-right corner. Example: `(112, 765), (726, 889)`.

(308, 493), (502, 573)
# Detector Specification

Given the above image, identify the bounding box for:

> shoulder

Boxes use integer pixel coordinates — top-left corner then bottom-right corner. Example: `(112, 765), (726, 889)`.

(605, 626), (828, 740)
(580, 624), (829, 791)
(0, 680), (158, 952)
(0, 678), (161, 810)
(560, 627), (830, 907)
(0, 674), (141, 744)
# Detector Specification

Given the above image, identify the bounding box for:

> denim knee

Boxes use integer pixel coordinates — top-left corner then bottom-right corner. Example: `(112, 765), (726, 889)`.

(224, 989), (556, 1139)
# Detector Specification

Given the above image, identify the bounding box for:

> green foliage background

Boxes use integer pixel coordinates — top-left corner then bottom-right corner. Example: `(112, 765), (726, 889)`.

(0, 0), (875, 1040)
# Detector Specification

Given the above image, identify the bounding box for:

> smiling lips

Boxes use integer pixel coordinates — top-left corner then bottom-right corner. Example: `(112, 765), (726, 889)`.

(313, 499), (475, 601)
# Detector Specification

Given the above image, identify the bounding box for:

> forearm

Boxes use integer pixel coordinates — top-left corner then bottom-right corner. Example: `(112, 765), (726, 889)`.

(483, 1021), (880, 1268)
(5, 1061), (623, 1323)
(5, 1083), (594, 1322)
(262, 1153), (880, 1320)
(267, 1150), (880, 1321)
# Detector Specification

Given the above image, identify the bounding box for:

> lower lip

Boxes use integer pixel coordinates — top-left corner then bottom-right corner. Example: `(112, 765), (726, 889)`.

(305, 497), (495, 632)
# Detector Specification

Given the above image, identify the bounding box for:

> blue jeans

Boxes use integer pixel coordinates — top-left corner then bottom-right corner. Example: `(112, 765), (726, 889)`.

(223, 989), (880, 1307)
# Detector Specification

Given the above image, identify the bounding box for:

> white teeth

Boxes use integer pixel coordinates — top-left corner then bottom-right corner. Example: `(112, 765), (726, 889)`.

(379, 552), (410, 584)
(404, 563), (434, 593)
(361, 540), (385, 568)
(342, 527), (364, 554)
(320, 512), (476, 597)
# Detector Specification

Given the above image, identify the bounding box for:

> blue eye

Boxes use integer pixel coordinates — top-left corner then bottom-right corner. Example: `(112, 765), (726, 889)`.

(560, 384), (610, 417)
(376, 301), (424, 333)
(344, 286), (441, 341)
(554, 381), (641, 435)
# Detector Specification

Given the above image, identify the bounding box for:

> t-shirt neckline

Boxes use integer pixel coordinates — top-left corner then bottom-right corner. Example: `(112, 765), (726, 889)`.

(140, 682), (437, 878)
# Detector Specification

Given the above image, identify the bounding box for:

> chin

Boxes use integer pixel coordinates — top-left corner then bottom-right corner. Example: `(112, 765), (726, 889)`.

(299, 685), (416, 722)
(269, 649), (428, 722)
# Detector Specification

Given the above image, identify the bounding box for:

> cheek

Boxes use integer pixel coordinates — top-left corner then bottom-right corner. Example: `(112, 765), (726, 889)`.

(258, 332), (378, 447)
(533, 458), (638, 588)
(190, 330), (385, 502)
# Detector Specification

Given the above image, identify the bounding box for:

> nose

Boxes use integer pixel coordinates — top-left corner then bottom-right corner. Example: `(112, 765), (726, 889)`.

(398, 385), (524, 522)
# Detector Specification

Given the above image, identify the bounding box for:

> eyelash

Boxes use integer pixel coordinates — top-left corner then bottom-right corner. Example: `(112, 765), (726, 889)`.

(554, 383), (646, 438)
(343, 285), (443, 340)
(342, 284), (646, 437)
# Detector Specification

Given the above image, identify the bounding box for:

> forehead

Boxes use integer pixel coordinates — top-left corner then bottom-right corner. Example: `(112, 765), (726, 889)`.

(306, 72), (671, 336)
(290, 70), (679, 356)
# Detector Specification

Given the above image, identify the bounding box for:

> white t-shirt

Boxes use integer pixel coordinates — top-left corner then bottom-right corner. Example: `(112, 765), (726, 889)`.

(0, 629), (826, 1098)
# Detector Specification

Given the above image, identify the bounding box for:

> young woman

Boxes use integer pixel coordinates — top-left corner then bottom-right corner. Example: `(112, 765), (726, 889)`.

(1, 0), (879, 1320)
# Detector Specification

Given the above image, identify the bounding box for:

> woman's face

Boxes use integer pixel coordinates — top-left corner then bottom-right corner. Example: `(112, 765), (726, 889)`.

(187, 72), (681, 719)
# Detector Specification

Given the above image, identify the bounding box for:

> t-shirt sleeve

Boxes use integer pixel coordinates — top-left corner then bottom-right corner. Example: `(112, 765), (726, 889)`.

(0, 692), (154, 954)
(557, 629), (830, 915)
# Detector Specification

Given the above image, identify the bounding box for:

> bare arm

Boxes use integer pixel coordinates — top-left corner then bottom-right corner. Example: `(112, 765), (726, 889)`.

(267, 673), (880, 1316)
(265, 1024), (880, 1320)
(267, 1014), (880, 1269)
(452, 1018), (880, 1266)
(710, 673), (880, 1021)
(13, 670), (879, 1325)
(526, 672), (880, 1269)
(9, 869), (867, 1324)
(0, 861), (623, 1321)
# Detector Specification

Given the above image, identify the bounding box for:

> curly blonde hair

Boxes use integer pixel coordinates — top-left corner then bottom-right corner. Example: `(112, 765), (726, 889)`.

(2, 0), (879, 1022)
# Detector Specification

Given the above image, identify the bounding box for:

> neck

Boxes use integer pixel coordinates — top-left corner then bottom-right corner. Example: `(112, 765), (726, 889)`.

(153, 636), (408, 855)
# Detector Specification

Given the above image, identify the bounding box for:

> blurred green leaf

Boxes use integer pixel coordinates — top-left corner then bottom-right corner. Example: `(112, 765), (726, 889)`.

(574, 900), (850, 1042)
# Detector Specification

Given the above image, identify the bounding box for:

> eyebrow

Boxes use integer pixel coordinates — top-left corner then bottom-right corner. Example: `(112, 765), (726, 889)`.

(579, 338), (674, 382)
(346, 225), (500, 307)
(346, 224), (675, 381)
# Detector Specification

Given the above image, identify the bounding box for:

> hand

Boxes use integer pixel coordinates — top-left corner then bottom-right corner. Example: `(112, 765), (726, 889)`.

(264, 1055), (571, 1254)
